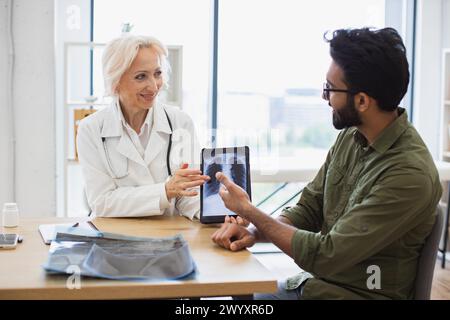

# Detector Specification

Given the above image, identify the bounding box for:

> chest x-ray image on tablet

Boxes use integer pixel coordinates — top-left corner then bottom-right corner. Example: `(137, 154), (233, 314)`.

(200, 146), (251, 224)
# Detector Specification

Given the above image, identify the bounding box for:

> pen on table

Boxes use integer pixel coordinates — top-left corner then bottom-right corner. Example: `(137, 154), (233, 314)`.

(87, 220), (100, 231)
(71, 221), (99, 231)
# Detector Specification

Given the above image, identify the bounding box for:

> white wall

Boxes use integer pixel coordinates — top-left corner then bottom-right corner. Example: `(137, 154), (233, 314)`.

(443, 0), (450, 48)
(0, 0), (55, 217)
(0, 1), (10, 209)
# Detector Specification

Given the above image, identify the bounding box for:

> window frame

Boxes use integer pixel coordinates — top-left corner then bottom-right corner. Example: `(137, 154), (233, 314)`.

(209, 0), (417, 132)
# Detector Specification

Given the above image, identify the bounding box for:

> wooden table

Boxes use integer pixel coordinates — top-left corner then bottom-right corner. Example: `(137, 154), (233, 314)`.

(0, 216), (277, 299)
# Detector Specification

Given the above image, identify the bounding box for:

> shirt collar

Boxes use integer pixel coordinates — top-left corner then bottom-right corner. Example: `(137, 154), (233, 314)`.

(116, 98), (154, 135)
(353, 107), (409, 154)
(101, 97), (172, 138)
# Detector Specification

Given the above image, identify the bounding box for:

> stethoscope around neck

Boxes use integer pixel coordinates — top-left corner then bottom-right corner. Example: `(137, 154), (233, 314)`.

(102, 108), (173, 179)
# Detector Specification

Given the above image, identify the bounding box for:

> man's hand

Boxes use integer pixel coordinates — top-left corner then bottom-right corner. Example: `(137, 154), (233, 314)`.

(216, 172), (253, 218)
(225, 215), (250, 227)
(211, 222), (256, 251)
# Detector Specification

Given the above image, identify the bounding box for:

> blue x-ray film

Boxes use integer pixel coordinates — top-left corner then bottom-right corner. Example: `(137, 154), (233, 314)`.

(202, 149), (247, 216)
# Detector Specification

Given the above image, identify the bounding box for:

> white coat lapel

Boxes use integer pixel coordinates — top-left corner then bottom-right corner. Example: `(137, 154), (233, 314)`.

(144, 103), (172, 166)
(101, 100), (147, 168)
(116, 134), (147, 168)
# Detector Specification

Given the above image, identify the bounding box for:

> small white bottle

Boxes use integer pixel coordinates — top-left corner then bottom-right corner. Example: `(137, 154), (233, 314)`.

(2, 203), (19, 228)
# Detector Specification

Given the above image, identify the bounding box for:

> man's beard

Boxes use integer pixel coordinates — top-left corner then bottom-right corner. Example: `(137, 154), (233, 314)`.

(332, 96), (362, 130)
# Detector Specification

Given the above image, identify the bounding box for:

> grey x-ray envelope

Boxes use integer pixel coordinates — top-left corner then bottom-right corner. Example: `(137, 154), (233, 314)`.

(42, 232), (196, 281)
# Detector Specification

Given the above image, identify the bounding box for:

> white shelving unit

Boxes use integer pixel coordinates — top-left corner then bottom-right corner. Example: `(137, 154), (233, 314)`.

(440, 49), (450, 161)
(62, 42), (108, 217)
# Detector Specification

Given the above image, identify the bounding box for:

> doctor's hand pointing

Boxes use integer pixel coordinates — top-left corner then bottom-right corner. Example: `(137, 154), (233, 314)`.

(165, 163), (210, 200)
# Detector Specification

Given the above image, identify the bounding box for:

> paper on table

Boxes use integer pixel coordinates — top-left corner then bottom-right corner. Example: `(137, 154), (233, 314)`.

(38, 222), (102, 245)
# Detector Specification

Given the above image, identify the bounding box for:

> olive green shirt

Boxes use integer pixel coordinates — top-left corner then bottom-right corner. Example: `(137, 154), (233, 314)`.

(281, 108), (442, 300)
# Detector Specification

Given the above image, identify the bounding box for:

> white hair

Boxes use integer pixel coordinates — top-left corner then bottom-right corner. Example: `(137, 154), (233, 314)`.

(102, 35), (170, 96)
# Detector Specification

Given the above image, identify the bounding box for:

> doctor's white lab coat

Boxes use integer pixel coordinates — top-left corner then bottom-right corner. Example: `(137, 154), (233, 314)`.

(76, 99), (201, 219)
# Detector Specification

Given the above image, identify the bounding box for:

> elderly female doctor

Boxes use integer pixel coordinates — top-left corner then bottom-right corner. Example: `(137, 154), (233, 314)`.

(76, 35), (209, 219)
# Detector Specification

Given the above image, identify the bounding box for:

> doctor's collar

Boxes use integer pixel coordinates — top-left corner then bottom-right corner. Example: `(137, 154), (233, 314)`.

(116, 99), (154, 135)
(109, 98), (172, 135)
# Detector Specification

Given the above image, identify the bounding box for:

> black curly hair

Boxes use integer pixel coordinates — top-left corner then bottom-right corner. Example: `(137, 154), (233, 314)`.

(325, 27), (410, 112)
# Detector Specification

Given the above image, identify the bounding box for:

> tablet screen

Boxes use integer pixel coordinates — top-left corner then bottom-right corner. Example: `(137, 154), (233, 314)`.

(200, 146), (251, 223)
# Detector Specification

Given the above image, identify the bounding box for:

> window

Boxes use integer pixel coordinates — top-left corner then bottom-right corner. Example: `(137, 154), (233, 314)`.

(217, 0), (386, 170)
(216, 0), (405, 213)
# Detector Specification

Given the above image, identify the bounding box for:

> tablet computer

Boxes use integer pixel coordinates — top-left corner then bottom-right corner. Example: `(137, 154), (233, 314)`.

(200, 146), (251, 224)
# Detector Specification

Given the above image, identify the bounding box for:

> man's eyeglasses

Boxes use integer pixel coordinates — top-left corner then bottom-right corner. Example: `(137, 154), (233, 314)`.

(322, 83), (356, 101)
